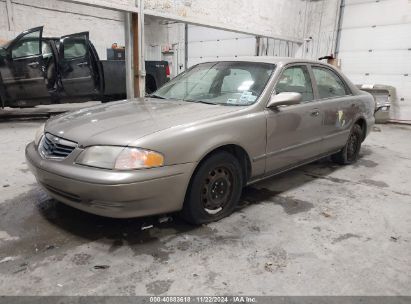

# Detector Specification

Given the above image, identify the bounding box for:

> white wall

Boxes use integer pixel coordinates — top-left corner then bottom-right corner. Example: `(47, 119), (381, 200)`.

(1, 0), (343, 63)
(59, 0), (309, 42)
(338, 0), (411, 121)
(0, 0), (125, 59)
(146, 0), (308, 42)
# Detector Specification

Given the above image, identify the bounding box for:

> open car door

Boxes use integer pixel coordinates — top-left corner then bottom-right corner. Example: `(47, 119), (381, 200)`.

(59, 32), (98, 97)
(0, 26), (50, 103)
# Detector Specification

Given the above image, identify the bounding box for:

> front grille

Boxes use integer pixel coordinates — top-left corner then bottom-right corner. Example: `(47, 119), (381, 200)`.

(39, 133), (77, 160)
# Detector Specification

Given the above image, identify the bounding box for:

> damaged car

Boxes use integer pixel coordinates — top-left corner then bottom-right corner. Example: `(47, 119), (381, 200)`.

(25, 57), (375, 224)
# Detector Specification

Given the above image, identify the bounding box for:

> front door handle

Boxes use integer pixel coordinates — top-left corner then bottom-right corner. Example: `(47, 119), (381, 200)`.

(310, 109), (320, 117)
(27, 61), (40, 68)
(76, 62), (88, 67)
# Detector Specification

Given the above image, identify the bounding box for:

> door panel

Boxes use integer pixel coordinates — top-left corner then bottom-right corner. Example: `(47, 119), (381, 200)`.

(310, 65), (354, 152)
(320, 97), (354, 152)
(265, 102), (323, 172)
(59, 32), (96, 97)
(265, 64), (323, 173)
(0, 27), (50, 101)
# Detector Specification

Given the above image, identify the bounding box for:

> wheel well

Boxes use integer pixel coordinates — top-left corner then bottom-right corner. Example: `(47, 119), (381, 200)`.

(199, 145), (252, 185)
(355, 118), (367, 141)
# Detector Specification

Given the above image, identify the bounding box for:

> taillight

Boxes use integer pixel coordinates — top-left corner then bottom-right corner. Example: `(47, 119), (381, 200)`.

(165, 65), (170, 78)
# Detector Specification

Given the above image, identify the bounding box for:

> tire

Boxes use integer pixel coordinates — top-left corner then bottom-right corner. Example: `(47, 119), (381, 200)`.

(181, 151), (243, 225)
(332, 124), (363, 165)
(145, 75), (157, 95)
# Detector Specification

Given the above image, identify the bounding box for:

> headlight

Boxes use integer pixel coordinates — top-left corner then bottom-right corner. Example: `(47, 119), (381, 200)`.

(75, 146), (164, 170)
(34, 123), (45, 146)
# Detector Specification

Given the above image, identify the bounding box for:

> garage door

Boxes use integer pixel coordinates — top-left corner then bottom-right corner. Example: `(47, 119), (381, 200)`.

(187, 25), (300, 68)
(338, 0), (411, 121)
(187, 25), (257, 67)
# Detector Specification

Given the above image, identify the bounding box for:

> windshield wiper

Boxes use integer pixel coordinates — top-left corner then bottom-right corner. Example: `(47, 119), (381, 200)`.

(183, 99), (217, 105)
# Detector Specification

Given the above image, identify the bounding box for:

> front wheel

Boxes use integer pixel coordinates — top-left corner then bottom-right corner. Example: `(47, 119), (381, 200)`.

(181, 151), (243, 225)
(332, 124), (363, 165)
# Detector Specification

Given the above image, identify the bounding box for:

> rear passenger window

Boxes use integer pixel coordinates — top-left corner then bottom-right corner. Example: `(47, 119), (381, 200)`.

(276, 66), (314, 102)
(312, 67), (349, 99)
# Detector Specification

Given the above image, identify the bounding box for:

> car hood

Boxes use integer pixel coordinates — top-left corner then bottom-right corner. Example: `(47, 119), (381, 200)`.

(45, 98), (243, 146)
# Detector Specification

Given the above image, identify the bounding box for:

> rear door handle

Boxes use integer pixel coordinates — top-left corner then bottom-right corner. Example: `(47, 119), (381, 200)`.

(310, 109), (320, 117)
(76, 62), (88, 67)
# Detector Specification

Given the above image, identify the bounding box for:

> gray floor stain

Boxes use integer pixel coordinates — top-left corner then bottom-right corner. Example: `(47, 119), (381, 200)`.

(71, 253), (92, 265)
(304, 173), (349, 184)
(271, 196), (314, 215)
(332, 233), (361, 244)
(0, 185), (199, 271)
(361, 179), (389, 188)
(264, 248), (288, 272)
(354, 159), (378, 168)
(242, 188), (313, 215)
(249, 225), (261, 232)
(117, 285), (137, 296)
(146, 279), (174, 295)
(175, 240), (191, 251)
(206, 271), (219, 285)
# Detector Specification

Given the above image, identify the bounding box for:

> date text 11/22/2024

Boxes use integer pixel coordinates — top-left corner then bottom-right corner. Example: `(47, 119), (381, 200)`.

(149, 296), (257, 303)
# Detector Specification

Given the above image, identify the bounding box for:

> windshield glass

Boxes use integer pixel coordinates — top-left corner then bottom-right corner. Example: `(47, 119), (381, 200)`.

(153, 61), (275, 106)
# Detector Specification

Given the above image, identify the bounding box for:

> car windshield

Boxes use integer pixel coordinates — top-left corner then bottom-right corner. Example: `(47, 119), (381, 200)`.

(152, 61), (275, 106)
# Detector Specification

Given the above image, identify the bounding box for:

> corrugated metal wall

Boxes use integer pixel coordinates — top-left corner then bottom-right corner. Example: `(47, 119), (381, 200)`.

(338, 0), (411, 121)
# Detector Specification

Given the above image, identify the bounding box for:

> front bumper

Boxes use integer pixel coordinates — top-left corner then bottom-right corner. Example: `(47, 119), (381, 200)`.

(25, 142), (196, 218)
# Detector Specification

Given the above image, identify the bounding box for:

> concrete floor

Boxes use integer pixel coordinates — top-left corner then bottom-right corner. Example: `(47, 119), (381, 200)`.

(0, 121), (410, 296)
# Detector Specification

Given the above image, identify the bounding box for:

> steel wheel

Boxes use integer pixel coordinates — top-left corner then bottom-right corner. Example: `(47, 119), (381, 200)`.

(181, 151), (243, 224)
(201, 166), (233, 215)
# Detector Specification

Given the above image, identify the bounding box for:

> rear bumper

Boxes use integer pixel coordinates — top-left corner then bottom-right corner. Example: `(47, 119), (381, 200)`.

(25, 142), (196, 218)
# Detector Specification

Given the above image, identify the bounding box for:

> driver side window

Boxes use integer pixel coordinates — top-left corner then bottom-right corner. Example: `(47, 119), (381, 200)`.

(275, 65), (314, 102)
(11, 30), (41, 59)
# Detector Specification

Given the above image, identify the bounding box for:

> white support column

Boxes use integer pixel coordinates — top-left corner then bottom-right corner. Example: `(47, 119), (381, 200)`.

(137, 0), (145, 97)
(124, 12), (135, 99)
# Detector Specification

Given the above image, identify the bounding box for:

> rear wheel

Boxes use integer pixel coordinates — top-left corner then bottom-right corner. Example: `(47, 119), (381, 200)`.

(332, 124), (363, 165)
(181, 151), (243, 224)
(146, 75), (157, 94)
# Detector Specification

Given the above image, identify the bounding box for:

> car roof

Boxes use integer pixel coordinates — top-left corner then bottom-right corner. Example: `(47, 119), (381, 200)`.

(200, 56), (330, 67)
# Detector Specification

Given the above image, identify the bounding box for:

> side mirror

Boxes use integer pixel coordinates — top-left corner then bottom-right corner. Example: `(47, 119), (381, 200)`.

(267, 92), (302, 108)
(0, 47), (7, 58)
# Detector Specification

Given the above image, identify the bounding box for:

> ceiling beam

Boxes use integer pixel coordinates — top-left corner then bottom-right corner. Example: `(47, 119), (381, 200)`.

(61, 0), (139, 13)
